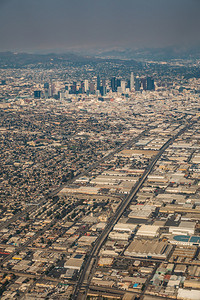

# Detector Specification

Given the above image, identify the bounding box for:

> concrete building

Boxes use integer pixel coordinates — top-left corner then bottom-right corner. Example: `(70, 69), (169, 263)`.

(178, 288), (200, 300)
(124, 240), (172, 259)
(136, 225), (160, 238)
(109, 231), (130, 241)
(113, 223), (137, 233)
(169, 221), (196, 235)
(64, 256), (84, 270)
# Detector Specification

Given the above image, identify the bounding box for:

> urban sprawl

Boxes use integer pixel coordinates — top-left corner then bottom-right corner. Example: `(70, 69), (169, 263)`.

(0, 55), (200, 300)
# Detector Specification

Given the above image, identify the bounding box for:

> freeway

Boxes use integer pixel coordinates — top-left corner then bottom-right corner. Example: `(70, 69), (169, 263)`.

(72, 120), (195, 300)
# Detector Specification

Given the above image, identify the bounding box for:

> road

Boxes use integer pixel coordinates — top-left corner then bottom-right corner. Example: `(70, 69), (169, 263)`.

(72, 120), (195, 300)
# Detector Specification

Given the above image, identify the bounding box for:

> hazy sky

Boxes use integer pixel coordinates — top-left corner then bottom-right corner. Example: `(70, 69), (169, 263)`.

(0, 0), (199, 52)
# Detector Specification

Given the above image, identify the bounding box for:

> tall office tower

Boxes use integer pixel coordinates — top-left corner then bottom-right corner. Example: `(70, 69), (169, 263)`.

(147, 77), (155, 91)
(60, 91), (66, 100)
(97, 75), (101, 91)
(50, 82), (55, 96)
(130, 72), (135, 91)
(80, 81), (85, 93)
(44, 82), (49, 89)
(111, 77), (117, 92)
(71, 82), (77, 94)
(84, 80), (89, 92)
(121, 80), (126, 93)
(44, 90), (49, 99)
(44, 82), (49, 98)
(89, 82), (95, 94)
(34, 90), (41, 99)
(48, 87), (52, 97)
(102, 79), (106, 87)
(100, 86), (107, 96)
(116, 78), (121, 89)
(48, 79), (54, 97)
(141, 78), (147, 90)
(135, 77), (141, 91)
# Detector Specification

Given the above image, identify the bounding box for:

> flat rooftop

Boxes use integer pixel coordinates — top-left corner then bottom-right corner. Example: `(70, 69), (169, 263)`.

(172, 235), (200, 244)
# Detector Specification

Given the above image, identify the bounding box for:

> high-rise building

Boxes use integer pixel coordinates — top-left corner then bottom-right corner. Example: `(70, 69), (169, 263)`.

(147, 77), (155, 90)
(135, 77), (141, 91)
(100, 86), (107, 96)
(60, 91), (66, 100)
(84, 80), (89, 92)
(71, 82), (77, 94)
(111, 77), (117, 92)
(141, 78), (147, 90)
(44, 82), (49, 98)
(121, 81), (126, 93)
(34, 90), (41, 99)
(97, 75), (101, 91)
(89, 82), (95, 94)
(80, 81), (84, 93)
(44, 82), (49, 89)
(116, 78), (121, 88)
(49, 82), (55, 96)
(130, 72), (135, 91)
(44, 90), (49, 98)
(102, 79), (106, 87)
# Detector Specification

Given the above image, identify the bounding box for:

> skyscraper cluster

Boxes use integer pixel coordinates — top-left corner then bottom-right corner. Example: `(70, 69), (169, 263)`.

(34, 73), (155, 99)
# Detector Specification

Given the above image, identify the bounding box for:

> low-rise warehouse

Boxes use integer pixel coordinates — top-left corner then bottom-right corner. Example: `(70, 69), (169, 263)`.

(124, 240), (172, 259)
(136, 225), (160, 238)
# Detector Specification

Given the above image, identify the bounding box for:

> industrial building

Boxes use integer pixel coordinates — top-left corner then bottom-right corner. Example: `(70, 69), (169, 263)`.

(124, 240), (173, 259)
(169, 221), (196, 235)
(136, 225), (160, 238)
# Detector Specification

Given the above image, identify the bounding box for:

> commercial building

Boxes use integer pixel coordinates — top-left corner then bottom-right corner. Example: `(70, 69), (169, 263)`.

(170, 235), (200, 246)
(124, 240), (173, 259)
(169, 221), (196, 235)
(109, 231), (130, 241)
(136, 225), (160, 238)
(178, 288), (200, 300)
(64, 254), (85, 270)
(113, 223), (137, 233)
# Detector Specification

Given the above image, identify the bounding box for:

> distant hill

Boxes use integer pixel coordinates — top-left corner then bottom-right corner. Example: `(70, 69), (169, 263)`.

(94, 46), (200, 61)
(0, 51), (100, 68)
(1, 46), (200, 69)
(0, 51), (141, 68)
